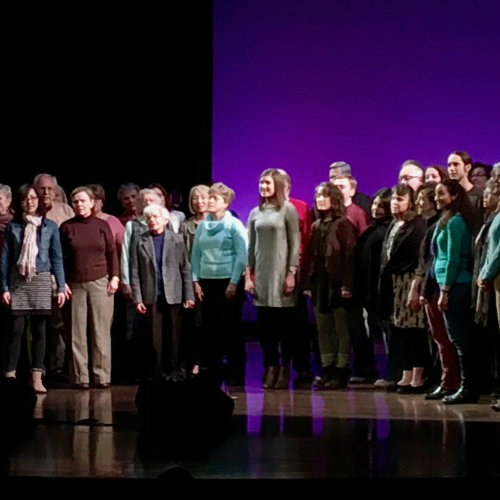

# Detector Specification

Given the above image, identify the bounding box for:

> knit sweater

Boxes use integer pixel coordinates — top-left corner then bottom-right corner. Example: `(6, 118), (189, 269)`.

(432, 214), (472, 287)
(191, 211), (248, 284)
(478, 212), (500, 282)
(60, 215), (119, 283)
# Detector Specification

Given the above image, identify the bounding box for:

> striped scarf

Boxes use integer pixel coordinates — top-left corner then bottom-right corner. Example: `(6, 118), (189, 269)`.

(17, 215), (42, 281)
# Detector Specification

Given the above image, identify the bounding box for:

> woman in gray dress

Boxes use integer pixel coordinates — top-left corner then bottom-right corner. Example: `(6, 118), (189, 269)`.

(245, 169), (300, 390)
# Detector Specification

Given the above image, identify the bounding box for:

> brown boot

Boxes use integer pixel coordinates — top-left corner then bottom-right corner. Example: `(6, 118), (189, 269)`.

(32, 370), (48, 394)
(262, 366), (279, 389)
(274, 366), (290, 390)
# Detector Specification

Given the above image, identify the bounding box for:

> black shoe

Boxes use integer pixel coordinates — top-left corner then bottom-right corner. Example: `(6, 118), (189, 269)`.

(491, 400), (500, 412)
(294, 371), (313, 387)
(226, 377), (245, 387)
(324, 367), (349, 390)
(396, 384), (413, 394)
(312, 365), (334, 389)
(407, 384), (426, 394)
(442, 386), (480, 405)
(425, 385), (456, 400)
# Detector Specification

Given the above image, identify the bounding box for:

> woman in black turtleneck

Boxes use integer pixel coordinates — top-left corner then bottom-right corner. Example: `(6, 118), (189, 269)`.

(351, 188), (392, 387)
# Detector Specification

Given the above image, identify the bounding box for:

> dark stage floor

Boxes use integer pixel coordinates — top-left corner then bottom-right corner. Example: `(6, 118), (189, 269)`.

(2, 342), (499, 481)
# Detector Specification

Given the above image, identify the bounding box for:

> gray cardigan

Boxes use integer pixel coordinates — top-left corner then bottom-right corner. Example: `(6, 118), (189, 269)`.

(130, 229), (194, 305)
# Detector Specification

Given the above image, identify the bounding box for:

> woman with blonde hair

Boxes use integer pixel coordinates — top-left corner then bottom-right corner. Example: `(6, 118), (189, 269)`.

(180, 184), (209, 375)
(191, 182), (248, 386)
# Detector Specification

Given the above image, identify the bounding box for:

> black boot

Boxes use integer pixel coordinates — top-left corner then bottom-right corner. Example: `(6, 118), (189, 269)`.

(312, 365), (335, 389)
(324, 367), (349, 390)
(442, 354), (479, 405)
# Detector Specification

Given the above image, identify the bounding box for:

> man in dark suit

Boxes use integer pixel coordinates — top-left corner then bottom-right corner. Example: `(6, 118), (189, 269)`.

(130, 204), (194, 382)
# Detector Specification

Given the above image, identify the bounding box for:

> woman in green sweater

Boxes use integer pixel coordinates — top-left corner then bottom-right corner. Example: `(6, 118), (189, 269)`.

(433, 179), (477, 404)
(478, 197), (500, 411)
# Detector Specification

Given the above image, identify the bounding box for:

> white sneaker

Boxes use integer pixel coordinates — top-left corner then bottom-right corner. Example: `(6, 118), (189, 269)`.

(373, 379), (393, 388)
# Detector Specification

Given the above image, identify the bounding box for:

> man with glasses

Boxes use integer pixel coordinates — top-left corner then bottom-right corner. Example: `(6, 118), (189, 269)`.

(398, 160), (424, 192)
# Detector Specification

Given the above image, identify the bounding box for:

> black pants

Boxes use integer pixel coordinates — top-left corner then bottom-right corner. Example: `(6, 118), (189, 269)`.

(6, 315), (48, 372)
(141, 297), (181, 380)
(399, 326), (431, 371)
(199, 278), (245, 384)
(348, 305), (378, 379)
(257, 306), (294, 368)
(290, 294), (312, 374)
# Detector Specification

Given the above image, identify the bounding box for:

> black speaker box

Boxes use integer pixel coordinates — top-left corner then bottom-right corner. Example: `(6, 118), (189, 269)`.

(135, 377), (235, 444)
(0, 378), (36, 438)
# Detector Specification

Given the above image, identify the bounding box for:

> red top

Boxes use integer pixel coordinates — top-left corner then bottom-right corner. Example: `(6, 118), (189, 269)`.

(289, 197), (312, 268)
(346, 203), (370, 238)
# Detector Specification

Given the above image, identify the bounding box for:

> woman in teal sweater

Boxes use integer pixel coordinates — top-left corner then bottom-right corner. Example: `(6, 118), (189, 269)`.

(478, 202), (500, 411)
(191, 182), (248, 386)
(433, 179), (477, 404)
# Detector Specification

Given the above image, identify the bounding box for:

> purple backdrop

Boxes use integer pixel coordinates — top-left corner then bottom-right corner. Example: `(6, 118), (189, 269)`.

(213, 0), (500, 221)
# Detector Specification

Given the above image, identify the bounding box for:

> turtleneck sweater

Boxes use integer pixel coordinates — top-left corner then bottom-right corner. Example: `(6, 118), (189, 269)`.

(60, 215), (119, 283)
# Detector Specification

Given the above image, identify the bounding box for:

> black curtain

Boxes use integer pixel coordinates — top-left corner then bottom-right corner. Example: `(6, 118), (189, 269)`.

(3, 3), (213, 215)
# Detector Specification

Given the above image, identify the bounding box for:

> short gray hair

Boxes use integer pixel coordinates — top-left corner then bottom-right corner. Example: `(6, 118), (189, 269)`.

(329, 161), (352, 176)
(143, 204), (170, 220)
(0, 184), (12, 198)
(33, 173), (58, 187)
(117, 182), (140, 201)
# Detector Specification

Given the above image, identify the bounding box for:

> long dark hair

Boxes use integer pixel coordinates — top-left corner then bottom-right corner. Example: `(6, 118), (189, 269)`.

(416, 182), (438, 213)
(437, 179), (475, 231)
(371, 187), (392, 223)
(258, 169), (287, 209)
(425, 165), (448, 183)
(12, 184), (46, 223)
(313, 182), (345, 219)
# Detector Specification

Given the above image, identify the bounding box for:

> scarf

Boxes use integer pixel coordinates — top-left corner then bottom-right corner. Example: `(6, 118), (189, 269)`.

(17, 215), (42, 281)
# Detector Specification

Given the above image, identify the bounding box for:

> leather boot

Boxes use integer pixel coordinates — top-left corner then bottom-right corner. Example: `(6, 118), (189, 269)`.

(442, 354), (479, 405)
(262, 366), (279, 389)
(312, 365), (335, 389)
(324, 367), (349, 390)
(32, 370), (48, 394)
(274, 366), (290, 390)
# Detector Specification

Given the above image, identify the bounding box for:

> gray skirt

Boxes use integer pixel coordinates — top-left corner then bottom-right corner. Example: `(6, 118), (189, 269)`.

(11, 271), (52, 316)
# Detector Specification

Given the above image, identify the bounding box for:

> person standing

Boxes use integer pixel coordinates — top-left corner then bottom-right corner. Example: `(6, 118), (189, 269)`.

(60, 186), (119, 389)
(433, 179), (478, 404)
(307, 182), (357, 389)
(33, 173), (74, 382)
(245, 169), (300, 390)
(1, 185), (65, 393)
(191, 183), (248, 386)
(130, 204), (194, 381)
(0, 184), (13, 375)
